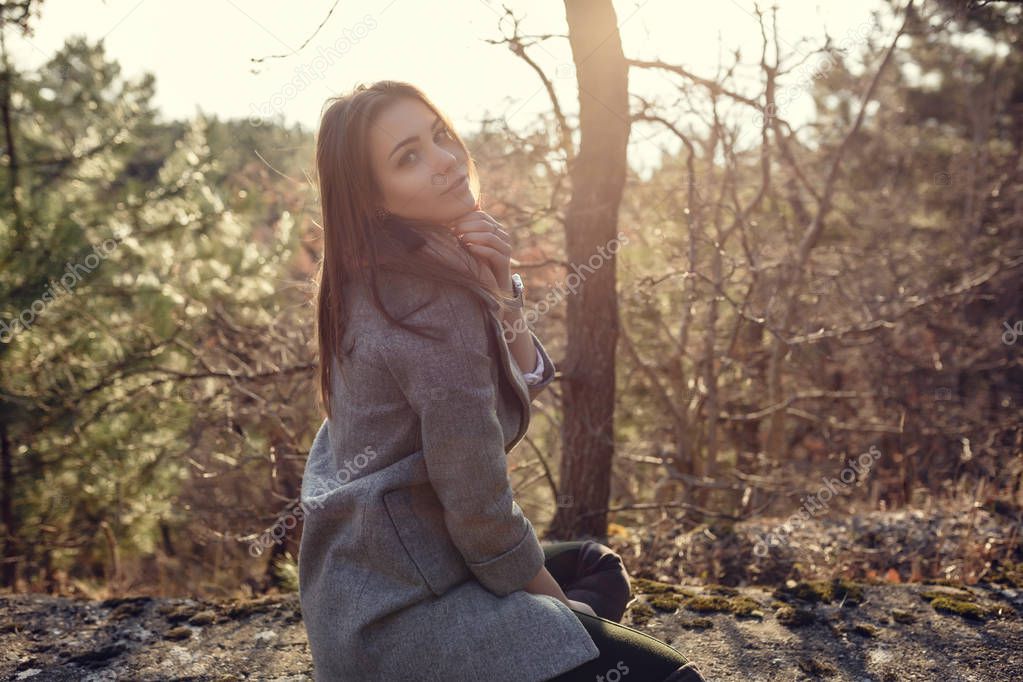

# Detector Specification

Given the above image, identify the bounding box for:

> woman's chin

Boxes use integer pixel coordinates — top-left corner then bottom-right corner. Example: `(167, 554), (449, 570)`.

(444, 194), (478, 216)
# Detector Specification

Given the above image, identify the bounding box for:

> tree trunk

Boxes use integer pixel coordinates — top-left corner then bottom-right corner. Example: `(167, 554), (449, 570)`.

(548, 0), (630, 541)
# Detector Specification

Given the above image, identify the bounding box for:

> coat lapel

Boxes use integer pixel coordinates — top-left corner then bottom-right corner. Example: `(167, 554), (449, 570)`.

(484, 304), (531, 446)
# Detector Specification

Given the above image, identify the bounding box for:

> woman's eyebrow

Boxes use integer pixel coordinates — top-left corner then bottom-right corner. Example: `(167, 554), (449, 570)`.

(388, 116), (443, 160)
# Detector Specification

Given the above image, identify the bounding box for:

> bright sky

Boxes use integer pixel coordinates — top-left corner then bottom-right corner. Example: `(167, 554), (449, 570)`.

(7, 0), (898, 178)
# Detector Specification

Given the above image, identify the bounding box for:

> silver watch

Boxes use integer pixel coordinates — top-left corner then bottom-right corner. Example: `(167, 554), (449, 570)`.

(504, 272), (524, 309)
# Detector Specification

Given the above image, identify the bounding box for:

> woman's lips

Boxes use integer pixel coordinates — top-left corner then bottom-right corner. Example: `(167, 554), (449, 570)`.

(441, 175), (468, 195)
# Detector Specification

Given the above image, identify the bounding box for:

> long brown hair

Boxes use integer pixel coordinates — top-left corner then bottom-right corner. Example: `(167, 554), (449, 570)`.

(313, 80), (509, 419)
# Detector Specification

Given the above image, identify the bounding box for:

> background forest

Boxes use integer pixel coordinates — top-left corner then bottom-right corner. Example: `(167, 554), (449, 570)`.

(1, 0), (1021, 606)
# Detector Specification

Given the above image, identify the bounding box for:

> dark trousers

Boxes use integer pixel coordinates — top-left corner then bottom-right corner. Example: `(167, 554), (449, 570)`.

(541, 540), (706, 682)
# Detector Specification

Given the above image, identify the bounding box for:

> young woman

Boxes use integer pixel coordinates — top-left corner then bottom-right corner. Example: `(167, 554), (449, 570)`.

(298, 80), (706, 682)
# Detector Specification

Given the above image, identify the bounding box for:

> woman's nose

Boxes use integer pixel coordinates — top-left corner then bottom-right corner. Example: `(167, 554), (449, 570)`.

(429, 146), (459, 175)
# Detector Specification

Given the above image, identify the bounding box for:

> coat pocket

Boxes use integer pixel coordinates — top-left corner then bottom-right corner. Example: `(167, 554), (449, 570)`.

(382, 482), (472, 597)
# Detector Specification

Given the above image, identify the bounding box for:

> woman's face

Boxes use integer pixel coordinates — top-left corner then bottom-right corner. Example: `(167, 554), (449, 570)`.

(368, 97), (476, 224)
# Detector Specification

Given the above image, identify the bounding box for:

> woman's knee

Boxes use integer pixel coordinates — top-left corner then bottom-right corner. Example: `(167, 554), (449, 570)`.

(571, 540), (627, 574)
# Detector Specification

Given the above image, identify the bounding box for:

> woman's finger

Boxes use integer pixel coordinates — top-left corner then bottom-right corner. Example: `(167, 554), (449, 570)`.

(454, 223), (510, 242)
(452, 226), (510, 248)
(447, 213), (510, 240)
(462, 241), (504, 268)
(459, 230), (511, 256)
(462, 238), (511, 281)
(462, 243), (510, 285)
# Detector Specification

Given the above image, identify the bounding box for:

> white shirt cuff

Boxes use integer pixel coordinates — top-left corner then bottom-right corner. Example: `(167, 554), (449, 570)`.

(520, 346), (545, 385)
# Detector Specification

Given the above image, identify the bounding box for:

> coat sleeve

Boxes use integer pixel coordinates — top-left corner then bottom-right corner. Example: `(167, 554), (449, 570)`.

(377, 281), (546, 597)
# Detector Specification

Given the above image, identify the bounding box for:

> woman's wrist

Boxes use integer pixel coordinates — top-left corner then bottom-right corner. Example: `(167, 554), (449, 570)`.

(496, 267), (513, 296)
(523, 564), (570, 605)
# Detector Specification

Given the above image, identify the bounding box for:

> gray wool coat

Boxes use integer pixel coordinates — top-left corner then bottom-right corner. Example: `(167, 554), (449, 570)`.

(298, 267), (601, 681)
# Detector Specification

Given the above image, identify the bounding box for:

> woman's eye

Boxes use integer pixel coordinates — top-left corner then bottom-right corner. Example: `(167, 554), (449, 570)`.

(398, 128), (453, 167)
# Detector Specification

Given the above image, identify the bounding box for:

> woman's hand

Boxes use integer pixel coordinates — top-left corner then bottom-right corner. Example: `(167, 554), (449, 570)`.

(566, 598), (597, 618)
(445, 210), (514, 294)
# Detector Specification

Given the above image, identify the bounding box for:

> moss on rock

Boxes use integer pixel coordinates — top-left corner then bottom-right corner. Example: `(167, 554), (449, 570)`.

(891, 608), (917, 624)
(630, 577), (697, 598)
(928, 595), (991, 621)
(776, 604), (815, 626)
(628, 601), (655, 626)
(649, 594), (686, 612)
(773, 577), (865, 606)
(679, 617), (714, 629)
(850, 622), (880, 637)
(797, 657), (838, 676)
(164, 625), (192, 640)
